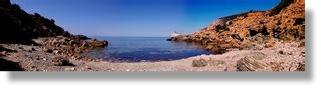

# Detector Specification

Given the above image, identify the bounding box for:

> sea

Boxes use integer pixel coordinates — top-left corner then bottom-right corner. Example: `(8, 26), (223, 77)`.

(84, 37), (213, 62)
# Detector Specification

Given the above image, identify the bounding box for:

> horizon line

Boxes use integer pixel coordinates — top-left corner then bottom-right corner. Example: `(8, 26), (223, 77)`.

(86, 35), (171, 38)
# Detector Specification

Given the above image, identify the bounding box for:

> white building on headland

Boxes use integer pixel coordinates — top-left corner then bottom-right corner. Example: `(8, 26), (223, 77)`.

(171, 31), (181, 37)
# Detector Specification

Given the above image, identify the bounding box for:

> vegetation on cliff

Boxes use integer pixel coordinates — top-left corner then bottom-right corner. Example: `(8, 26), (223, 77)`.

(0, 0), (84, 44)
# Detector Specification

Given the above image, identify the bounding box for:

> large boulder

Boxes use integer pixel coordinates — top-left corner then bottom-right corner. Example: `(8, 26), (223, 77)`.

(237, 52), (268, 71)
(192, 58), (208, 67)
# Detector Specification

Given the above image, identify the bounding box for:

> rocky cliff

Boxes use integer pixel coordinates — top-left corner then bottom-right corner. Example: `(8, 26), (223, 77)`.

(170, 0), (305, 53)
(0, 0), (87, 44)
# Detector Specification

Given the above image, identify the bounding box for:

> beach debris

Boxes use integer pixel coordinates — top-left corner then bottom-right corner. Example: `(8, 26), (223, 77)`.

(192, 58), (208, 67)
(53, 50), (60, 54)
(65, 68), (76, 71)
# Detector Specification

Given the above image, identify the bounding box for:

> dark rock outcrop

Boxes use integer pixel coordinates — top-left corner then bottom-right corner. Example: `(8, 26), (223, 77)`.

(72, 35), (91, 40)
(0, 1), (92, 44)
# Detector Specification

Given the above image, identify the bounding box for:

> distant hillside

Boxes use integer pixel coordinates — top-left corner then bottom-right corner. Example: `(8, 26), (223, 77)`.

(0, 0), (74, 44)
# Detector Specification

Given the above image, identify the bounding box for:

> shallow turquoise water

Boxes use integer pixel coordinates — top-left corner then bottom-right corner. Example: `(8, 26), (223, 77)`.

(84, 37), (213, 62)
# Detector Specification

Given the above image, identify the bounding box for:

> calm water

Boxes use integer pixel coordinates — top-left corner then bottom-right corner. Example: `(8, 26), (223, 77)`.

(84, 37), (213, 62)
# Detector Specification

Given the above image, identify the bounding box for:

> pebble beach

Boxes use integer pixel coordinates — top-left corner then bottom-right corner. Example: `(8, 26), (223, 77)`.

(0, 38), (305, 71)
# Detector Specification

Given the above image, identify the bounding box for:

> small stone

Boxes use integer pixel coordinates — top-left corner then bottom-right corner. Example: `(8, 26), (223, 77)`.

(65, 68), (76, 71)
(265, 41), (276, 48)
(279, 50), (285, 55)
(298, 42), (305, 47)
(74, 49), (81, 53)
(44, 48), (53, 53)
(87, 59), (93, 61)
(224, 66), (237, 71)
(53, 50), (59, 54)
(85, 65), (91, 69)
(296, 63), (305, 71)
(0, 51), (6, 56)
(94, 59), (100, 62)
(85, 49), (90, 53)
(31, 48), (36, 51)
(140, 60), (146, 62)
(52, 56), (71, 66)
(43, 58), (47, 61)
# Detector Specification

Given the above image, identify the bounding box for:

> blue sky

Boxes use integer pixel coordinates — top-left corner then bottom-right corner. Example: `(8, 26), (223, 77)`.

(11, 0), (280, 37)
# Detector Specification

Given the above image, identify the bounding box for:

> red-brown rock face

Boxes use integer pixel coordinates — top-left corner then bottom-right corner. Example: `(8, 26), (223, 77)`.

(170, 0), (305, 53)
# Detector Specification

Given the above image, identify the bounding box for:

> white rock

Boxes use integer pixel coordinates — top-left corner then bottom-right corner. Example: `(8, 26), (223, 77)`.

(171, 31), (181, 37)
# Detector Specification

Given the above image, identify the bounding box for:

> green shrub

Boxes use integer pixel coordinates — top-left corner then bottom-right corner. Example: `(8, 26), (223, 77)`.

(215, 24), (229, 33)
(11, 4), (21, 9)
(294, 17), (305, 25)
(34, 13), (41, 17)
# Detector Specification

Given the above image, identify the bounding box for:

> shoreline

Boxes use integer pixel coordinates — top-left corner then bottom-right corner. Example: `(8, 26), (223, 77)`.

(0, 37), (305, 71)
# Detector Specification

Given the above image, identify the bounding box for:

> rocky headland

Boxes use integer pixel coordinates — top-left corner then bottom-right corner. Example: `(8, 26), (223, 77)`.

(0, 0), (108, 71)
(1, 0), (305, 71)
(168, 0), (305, 71)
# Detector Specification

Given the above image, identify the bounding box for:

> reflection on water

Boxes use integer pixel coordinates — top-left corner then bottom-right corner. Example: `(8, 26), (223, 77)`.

(84, 37), (213, 62)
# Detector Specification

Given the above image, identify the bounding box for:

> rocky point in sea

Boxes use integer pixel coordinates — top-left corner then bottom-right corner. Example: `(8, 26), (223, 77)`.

(168, 0), (305, 71)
